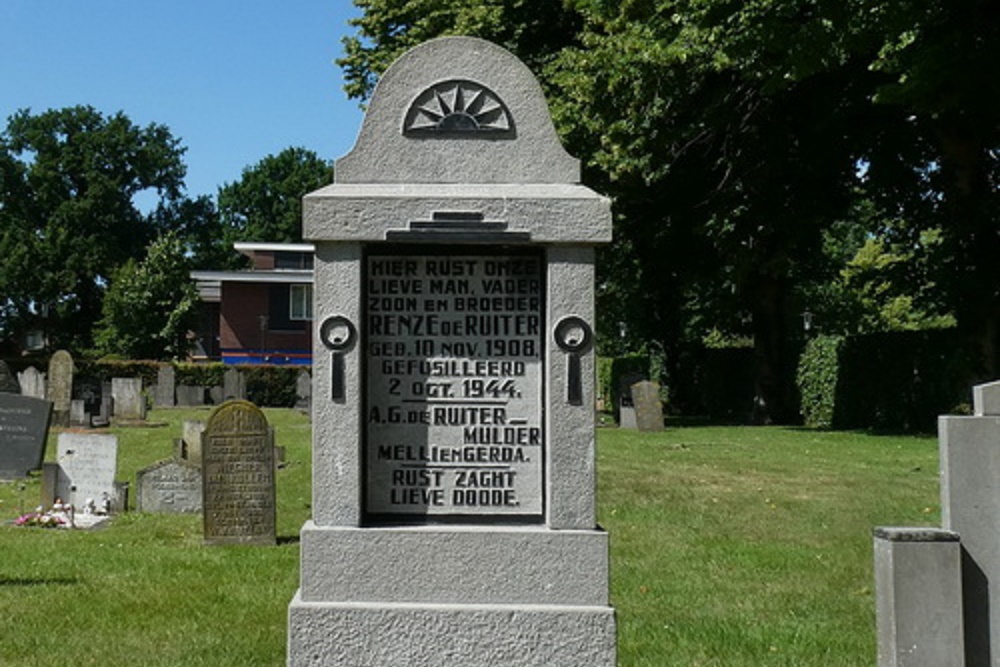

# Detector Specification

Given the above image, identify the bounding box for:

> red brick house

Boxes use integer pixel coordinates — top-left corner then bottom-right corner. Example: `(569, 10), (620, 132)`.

(191, 243), (314, 365)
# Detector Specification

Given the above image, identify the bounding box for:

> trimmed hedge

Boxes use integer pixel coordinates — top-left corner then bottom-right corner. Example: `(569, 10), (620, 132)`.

(797, 336), (843, 429)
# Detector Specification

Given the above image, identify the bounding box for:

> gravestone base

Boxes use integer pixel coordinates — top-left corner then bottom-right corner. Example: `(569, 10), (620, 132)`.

(288, 594), (615, 667)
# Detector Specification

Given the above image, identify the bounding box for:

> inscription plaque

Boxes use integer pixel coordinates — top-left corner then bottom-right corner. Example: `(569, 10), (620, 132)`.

(202, 400), (276, 545)
(365, 249), (544, 521)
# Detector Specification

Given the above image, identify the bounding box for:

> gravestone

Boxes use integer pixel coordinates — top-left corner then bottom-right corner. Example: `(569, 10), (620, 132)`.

(47, 350), (74, 427)
(154, 365), (176, 407)
(53, 432), (118, 509)
(287, 37), (615, 667)
(70, 400), (89, 427)
(0, 361), (21, 393)
(176, 385), (206, 407)
(295, 370), (311, 411)
(874, 380), (1000, 666)
(180, 419), (206, 465)
(136, 459), (202, 513)
(0, 394), (53, 479)
(111, 377), (145, 420)
(72, 376), (103, 425)
(18, 366), (46, 399)
(631, 380), (664, 432)
(201, 400), (276, 546)
(223, 367), (246, 401)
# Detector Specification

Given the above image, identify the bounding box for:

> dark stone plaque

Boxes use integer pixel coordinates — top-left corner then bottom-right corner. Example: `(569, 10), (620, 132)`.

(0, 394), (53, 479)
(202, 400), (276, 545)
(364, 250), (544, 521)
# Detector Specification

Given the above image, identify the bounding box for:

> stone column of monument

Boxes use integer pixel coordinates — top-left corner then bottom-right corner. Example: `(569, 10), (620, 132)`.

(287, 37), (616, 667)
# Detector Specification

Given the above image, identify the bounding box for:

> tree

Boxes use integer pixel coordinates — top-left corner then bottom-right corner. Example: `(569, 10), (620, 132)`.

(92, 232), (199, 360)
(217, 147), (333, 247)
(0, 106), (187, 352)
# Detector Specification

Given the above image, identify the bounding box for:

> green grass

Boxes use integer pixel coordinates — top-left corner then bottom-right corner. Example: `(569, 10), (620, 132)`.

(0, 411), (938, 666)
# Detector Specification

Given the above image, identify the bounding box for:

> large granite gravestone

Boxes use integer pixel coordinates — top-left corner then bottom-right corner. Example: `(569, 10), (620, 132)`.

(53, 432), (118, 508)
(874, 380), (1000, 666)
(287, 37), (615, 667)
(201, 400), (276, 545)
(0, 394), (53, 479)
(137, 458), (202, 513)
(17, 366), (46, 399)
(47, 350), (74, 427)
(111, 377), (145, 420)
(154, 365), (176, 407)
(0, 361), (21, 393)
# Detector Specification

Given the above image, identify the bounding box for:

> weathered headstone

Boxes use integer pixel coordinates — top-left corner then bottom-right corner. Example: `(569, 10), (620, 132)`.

(154, 365), (176, 407)
(111, 377), (145, 420)
(17, 366), (46, 399)
(73, 376), (103, 419)
(176, 385), (206, 407)
(295, 370), (311, 411)
(136, 459), (202, 513)
(631, 380), (664, 431)
(0, 394), (53, 479)
(70, 399), (89, 427)
(223, 367), (246, 401)
(0, 361), (21, 393)
(53, 432), (118, 509)
(287, 36), (615, 667)
(46, 350), (74, 427)
(180, 419), (206, 465)
(201, 400), (276, 545)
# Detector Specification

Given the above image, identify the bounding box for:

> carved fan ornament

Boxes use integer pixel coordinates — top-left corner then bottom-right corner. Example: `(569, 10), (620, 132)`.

(403, 80), (514, 137)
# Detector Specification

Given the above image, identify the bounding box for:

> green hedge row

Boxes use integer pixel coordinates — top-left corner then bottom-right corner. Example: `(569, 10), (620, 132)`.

(797, 330), (978, 431)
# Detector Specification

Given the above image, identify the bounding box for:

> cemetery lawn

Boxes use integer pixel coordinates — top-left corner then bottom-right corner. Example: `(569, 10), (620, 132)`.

(0, 410), (937, 667)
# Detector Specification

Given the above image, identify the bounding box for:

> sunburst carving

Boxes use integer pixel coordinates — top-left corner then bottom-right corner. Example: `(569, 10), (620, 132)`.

(403, 80), (514, 137)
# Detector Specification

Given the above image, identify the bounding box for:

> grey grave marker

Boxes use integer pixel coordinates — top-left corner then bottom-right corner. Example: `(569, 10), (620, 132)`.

(54, 432), (118, 510)
(111, 377), (145, 420)
(201, 400), (276, 546)
(180, 419), (205, 465)
(223, 367), (246, 401)
(287, 36), (615, 667)
(154, 365), (176, 407)
(0, 393), (53, 479)
(176, 385), (206, 407)
(17, 366), (46, 399)
(46, 350), (74, 427)
(631, 380), (664, 432)
(295, 370), (311, 411)
(137, 459), (202, 513)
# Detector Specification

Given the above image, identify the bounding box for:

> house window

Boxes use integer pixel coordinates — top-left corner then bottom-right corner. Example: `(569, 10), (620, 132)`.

(290, 284), (313, 321)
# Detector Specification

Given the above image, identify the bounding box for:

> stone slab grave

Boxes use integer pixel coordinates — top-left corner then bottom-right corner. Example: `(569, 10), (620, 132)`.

(223, 367), (246, 401)
(44, 432), (119, 527)
(47, 350), (74, 427)
(0, 393), (53, 479)
(17, 366), (46, 400)
(287, 36), (615, 667)
(631, 380), (665, 432)
(137, 458), (202, 513)
(179, 419), (206, 464)
(111, 377), (145, 421)
(874, 379), (1000, 667)
(154, 365), (176, 408)
(201, 400), (276, 545)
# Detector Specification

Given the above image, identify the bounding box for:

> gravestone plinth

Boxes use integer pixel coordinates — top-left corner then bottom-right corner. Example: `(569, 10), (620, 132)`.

(287, 36), (615, 667)
(0, 394), (53, 479)
(201, 400), (276, 545)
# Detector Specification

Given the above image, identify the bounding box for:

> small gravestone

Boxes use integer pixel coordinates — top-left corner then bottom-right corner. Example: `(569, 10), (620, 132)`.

(0, 394), (53, 479)
(180, 419), (206, 465)
(70, 400), (89, 427)
(111, 377), (145, 420)
(201, 400), (276, 545)
(209, 385), (224, 405)
(17, 366), (46, 399)
(73, 376), (103, 424)
(0, 361), (22, 394)
(631, 380), (664, 432)
(176, 385), (206, 407)
(295, 370), (311, 411)
(54, 432), (118, 510)
(154, 365), (176, 407)
(223, 367), (246, 401)
(137, 459), (202, 513)
(47, 350), (74, 427)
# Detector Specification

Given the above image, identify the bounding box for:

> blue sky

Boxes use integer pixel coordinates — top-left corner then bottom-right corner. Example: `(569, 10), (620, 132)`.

(0, 1), (365, 201)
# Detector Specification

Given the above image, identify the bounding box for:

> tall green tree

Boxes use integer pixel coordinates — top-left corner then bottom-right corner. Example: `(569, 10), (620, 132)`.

(93, 232), (199, 360)
(0, 106), (187, 351)
(217, 147), (333, 247)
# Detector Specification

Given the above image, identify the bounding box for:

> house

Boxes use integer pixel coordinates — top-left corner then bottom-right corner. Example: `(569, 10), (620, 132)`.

(191, 242), (314, 365)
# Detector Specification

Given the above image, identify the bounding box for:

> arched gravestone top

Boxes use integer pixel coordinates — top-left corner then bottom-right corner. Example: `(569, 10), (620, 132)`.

(335, 36), (579, 184)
